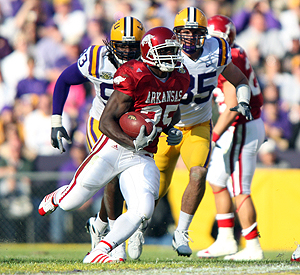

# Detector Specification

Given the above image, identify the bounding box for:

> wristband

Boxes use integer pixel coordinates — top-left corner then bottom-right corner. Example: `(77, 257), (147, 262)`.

(212, 132), (220, 142)
(51, 115), (63, 127)
(236, 84), (250, 104)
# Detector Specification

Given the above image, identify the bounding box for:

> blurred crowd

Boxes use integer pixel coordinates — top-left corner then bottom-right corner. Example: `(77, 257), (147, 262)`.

(0, 0), (300, 242)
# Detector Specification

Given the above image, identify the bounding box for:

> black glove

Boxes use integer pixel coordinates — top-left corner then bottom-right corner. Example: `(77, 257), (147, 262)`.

(230, 102), (253, 121)
(167, 127), (183, 145)
(51, 126), (72, 153)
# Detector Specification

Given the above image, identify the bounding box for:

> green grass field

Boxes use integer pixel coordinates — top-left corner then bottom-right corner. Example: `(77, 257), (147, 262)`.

(0, 243), (300, 274)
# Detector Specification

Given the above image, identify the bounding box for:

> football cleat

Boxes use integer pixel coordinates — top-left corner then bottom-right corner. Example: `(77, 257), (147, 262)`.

(86, 217), (108, 249)
(172, 229), (193, 257)
(110, 242), (127, 262)
(83, 249), (121, 264)
(224, 246), (264, 260)
(38, 190), (58, 216)
(128, 228), (145, 260)
(224, 238), (264, 261)
(291, 242), (300, 262)
(197, 237), (238, 258)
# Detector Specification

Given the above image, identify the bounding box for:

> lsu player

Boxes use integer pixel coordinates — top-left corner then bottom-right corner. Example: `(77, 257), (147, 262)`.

(196, 15), (265, 260)
(151, 7), (254, 257)
(50, 16), (145, 261)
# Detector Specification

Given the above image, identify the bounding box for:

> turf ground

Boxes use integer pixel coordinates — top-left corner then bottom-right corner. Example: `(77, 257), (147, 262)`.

(0, 243), (300, 274)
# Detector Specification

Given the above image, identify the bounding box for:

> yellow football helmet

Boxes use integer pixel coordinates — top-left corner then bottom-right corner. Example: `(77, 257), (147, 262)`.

(173, 7), (208, 54)
(105, 16), (145, 65)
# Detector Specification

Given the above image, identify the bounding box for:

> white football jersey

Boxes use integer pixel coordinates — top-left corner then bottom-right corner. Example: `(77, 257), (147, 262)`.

(77, 45), (116, 120)
(177, 37), (232, 127)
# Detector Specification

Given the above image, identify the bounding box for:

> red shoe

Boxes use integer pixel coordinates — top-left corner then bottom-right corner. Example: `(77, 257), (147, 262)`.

(38, 191), (58, 216)
(83, 249), (121, 263)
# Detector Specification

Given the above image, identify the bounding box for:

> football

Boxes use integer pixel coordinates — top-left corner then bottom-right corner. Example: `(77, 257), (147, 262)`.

(119, 111), (153, 138)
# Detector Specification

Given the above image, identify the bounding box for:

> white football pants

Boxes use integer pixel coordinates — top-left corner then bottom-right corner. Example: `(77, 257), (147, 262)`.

(56, 134), (160, 221)
(207, 118), (266, 196)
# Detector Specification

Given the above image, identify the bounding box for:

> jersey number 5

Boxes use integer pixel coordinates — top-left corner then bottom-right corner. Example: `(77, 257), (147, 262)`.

(141, 105), (178, 133)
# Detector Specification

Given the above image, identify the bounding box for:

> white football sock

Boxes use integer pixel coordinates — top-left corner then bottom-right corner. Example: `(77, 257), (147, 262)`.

(94, 212), (108, 233)
(177, 211), (193, 231)
(108, 218), (115, 231)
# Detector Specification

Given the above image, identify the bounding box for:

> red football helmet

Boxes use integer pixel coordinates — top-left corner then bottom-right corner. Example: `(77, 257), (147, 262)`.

(140, 27), (183, 72)
(207, 15), (236, 47)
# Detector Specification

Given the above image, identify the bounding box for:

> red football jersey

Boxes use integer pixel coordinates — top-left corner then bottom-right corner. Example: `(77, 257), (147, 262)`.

(113, 59), (190, 153)
(214, 44), (264, 126)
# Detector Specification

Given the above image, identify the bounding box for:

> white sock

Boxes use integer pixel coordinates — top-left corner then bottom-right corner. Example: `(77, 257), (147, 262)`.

(241, 222), (257, 237)
(216, 213), (235, 220)
(108, 218), (115, 231)
(94, 212), (108, 234)
(218, 227), (235, 239)
(245, 237), (261, 250)
(176, 211), (193, 231)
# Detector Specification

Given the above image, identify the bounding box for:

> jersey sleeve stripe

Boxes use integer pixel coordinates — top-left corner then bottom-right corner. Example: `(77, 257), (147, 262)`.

(89, 45), (100, 78)
(217, 37), (229, 66)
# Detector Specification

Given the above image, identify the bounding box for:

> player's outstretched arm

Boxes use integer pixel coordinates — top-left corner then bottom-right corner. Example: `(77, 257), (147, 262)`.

(51, 63), (89, 153)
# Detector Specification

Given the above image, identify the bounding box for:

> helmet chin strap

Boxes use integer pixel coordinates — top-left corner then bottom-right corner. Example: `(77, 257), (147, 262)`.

(115, 55), (126, 65)
(183, 42), (204, 55)
(183, 45), (197, 54)
(180, 33), (206, 54)
(114, 53), (141, 67)
(159, 63), (175, 72)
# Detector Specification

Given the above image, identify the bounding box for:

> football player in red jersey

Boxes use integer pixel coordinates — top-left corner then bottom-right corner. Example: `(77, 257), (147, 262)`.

(38, 26), (190, 263)
(50, 16), (146, 261)
(196, 15), (265, 260)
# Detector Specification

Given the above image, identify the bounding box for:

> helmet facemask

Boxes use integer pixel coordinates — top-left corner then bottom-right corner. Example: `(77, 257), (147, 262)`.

(174, 26), (207, 54)
(143, 39), (183, 72)
(173, 7), (208, 54)
(105, 39), (141, 65)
